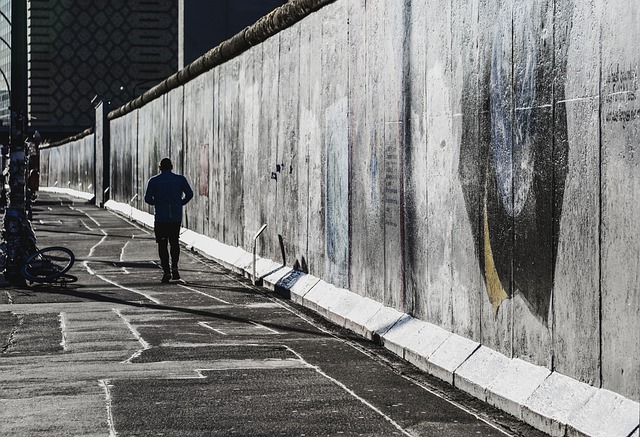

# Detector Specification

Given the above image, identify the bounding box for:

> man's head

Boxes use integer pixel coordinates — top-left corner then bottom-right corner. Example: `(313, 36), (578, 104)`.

(159, 158), (173, 171)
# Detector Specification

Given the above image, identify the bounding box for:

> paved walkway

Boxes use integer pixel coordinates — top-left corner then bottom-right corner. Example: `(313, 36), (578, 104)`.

(0, 193), (545, 436)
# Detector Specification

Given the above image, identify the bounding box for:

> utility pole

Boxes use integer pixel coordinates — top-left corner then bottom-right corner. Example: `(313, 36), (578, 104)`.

(2, 0), (34, 284)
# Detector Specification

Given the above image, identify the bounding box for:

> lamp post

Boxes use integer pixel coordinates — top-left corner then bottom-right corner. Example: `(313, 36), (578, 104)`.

(1, 0), (34, 284)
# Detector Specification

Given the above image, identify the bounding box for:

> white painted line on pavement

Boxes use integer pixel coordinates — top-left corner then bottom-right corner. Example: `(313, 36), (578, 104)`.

(80, 219), (94, 232)
(119, 241), (129, 262)
(256, 289), (512, 436)
(83, 260), (95, 275)
(284, 345), (412, 436)
(59, 312), (68, 351)
(98, 274), (162, 304)
(71, 206), (101, 227)
(88, 230), (108, 258)
(82, 227), (161, 303)
(178, 283), (231, 305)
(98, 379), (118, 437)
(113, 308), (151, 364)
(198, 321), (228, 335)
(341, 334), (513, 436)
(249, 321), (280, 335)
(119, 241), (131, 274)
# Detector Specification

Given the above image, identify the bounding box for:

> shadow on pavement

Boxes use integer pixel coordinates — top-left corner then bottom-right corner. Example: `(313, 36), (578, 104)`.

(28, 286), (330, 339)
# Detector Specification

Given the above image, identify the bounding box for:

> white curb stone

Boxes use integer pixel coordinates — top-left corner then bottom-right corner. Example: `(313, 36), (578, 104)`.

(404, 323), (452, 371)
(41, 186), (95, 201)
(178, 229), (199, 248)
(302, 281), (338, 315)
(286, 273), (322, 304)
(363, 306), (405, 340)
(454, 345), (510, 402)
(226, 251), (251, 275)
(131, 208), (153, 227)
(320, 288), (367, 329)
(522, 372), (598, 436)
(342, 297), (384, 339)
(251, 258), (283, 281)
(566, 388), (640, 437)
(485, 358), (551, 419)
(382, 316), (426, 359)
(261, 266), (295, 291)
(235, 251), (255, 272)
(425, 334), (480, 384)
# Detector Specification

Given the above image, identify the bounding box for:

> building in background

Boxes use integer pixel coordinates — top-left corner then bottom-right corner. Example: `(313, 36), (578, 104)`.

(0, 0), (286, 143)
(180, 0), (286, 69)
(0, 0), (10, 124)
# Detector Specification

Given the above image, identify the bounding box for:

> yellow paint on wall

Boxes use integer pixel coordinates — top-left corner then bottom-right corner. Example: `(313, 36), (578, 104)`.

(483, 191), (509, 317)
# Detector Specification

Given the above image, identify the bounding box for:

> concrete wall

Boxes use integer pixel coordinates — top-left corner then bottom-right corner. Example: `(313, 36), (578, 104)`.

(40, 131), (94, 194)
(47, 0), (640, 403)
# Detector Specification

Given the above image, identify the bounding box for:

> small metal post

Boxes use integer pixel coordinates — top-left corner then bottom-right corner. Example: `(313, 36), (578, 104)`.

(129, 193), (138, 218)
(252, 224), (267, 285)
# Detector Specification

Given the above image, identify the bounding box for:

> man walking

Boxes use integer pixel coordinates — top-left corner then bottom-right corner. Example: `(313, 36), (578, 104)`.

(144, 158), (193, 283)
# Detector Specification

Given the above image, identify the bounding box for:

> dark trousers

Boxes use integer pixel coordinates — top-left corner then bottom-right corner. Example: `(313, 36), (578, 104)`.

(154, 222), (181, 272)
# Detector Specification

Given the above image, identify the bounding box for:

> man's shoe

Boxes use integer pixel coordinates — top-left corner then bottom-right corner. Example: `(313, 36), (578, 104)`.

(161, 272), (171, 283)
(171, 268), (180, 280)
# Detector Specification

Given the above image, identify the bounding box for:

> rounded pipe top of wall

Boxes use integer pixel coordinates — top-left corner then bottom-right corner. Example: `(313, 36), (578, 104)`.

(107, 0), (337, 121)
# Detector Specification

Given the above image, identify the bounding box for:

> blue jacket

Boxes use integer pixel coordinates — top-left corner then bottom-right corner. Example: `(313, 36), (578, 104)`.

(144, 170), (194, 223)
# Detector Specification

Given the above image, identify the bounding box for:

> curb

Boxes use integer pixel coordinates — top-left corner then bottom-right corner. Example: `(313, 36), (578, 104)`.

(56, 192), (639, 437)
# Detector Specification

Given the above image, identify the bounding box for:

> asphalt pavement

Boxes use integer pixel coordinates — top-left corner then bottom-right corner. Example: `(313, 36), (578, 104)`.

(0, 193), (547, 436)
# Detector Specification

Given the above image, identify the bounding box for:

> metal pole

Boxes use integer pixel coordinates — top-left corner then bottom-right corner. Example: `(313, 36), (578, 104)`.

(1, 0), (34, 284)
(252, 224), (267, 285)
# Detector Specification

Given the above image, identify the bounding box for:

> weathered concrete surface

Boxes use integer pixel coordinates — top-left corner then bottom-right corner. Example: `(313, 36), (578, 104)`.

(99, 194), (640, 437)
(523, 372), (599, 437)
(599, 0), (640, 405)
(41, 0), (640, 429)
(40, 132), (94, 196)
(7, 193), (551, 437)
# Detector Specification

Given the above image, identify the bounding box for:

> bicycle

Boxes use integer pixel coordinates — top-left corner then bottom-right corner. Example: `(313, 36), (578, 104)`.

(21, 246), (76, 284)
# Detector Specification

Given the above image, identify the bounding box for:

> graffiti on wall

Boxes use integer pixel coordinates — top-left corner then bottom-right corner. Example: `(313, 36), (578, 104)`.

(604, 64), (639, 125)
(459, 1), (569, 322)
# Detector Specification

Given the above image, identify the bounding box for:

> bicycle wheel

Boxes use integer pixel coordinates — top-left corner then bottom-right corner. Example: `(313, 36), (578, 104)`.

(22, 246), (75, 282)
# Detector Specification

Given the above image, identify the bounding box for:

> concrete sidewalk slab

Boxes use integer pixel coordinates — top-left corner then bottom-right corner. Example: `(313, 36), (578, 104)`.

(485, 358), (551, 419)
(454, 345), (511, 402)
(522, 372), (598, 436)
(566, 389), (640, 437)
